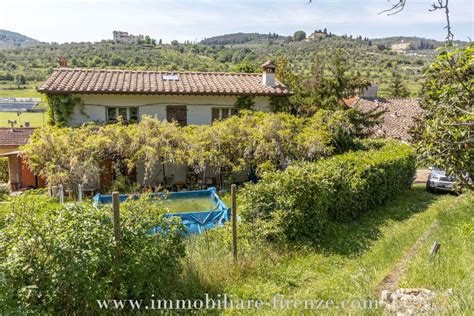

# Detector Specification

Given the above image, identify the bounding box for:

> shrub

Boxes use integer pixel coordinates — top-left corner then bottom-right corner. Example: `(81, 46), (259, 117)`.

(0, 157), (8, 183)
(0, 193), (185, 314)
(239, 140), (415, 243)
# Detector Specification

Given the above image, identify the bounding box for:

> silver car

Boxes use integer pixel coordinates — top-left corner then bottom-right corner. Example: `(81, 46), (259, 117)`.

(426, 167), (456, 193)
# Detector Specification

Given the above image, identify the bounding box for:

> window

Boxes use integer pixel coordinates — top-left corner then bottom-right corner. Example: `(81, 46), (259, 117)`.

(166, 105), (187, 127)
(211, 108), (238, 122)
(107, 107), (117, 121)
(129, 107), (139, 121)
(118, 108), (128, 120)
(106, 107), (139, 123)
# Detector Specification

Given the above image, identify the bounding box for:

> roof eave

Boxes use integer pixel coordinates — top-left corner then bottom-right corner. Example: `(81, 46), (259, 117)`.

(37, 89), (293, 97)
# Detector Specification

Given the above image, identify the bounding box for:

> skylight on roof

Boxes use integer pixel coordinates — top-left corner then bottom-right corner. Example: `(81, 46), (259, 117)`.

(162, 74), (180, 81)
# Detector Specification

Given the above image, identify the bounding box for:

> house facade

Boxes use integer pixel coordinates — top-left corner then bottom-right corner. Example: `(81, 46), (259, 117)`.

(37, 62), (291, 190)
(38, 61), (290, 127)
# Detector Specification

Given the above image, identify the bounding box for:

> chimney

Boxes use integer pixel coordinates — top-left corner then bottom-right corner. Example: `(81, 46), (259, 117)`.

(361, 83), (378, 98)
(261, 60), (277, 87)
(58, 57), (68, 68)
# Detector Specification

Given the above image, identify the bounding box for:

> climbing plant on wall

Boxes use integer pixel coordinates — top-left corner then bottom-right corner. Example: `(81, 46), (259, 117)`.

(234, 96), (255, 110)
(46, 94), (85, 125)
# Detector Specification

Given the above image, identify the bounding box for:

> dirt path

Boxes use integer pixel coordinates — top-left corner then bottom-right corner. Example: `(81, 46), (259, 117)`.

(375, 221), (438, 296)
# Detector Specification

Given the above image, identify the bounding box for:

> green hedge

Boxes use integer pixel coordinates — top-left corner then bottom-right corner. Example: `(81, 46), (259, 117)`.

(240, 140), (416, 243)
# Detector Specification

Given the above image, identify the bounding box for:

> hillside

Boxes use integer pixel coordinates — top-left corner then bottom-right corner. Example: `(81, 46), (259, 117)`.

(200, 32), (288, 45)
(0, 29), (40, 49)
(1, 31), (468, 98)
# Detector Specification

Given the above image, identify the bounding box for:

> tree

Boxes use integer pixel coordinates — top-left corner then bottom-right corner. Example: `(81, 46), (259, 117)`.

(272, 56), (301, 114)
(306, 1), (454, 41)
(389, 68), (410, 97)
(15, 74), (26, 88)
(234, 60), (257, 73)
(303, 50), (371, 112)
(293, 31), (306, 41)
(413, 45), (473, 188)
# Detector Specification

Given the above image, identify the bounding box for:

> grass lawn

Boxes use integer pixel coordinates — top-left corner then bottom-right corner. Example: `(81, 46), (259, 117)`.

(0, 82), (47, 127)
(400, 192), (474, 313)
(182, 185), (473, 313)
(0, 111), (47, 127)
(0, 82), (43, 99)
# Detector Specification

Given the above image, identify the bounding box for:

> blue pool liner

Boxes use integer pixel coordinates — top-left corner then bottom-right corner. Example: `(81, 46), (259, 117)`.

(93, 187), (230, 235)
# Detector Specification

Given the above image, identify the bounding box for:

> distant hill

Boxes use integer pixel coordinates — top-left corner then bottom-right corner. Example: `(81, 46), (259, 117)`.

(0, 30), (40, 49)
(1, 30), (470, 97)
(200, 32), (289, 45)
(371, 36), (467, 51)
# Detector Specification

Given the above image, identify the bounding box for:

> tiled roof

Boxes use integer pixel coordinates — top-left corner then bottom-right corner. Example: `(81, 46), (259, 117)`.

(347, 97), (423, 142)
(38, 68), (292, 96)
(0, 128), (35, 147)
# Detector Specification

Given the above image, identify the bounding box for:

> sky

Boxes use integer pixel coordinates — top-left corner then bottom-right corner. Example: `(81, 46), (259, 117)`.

(1, 0), (472, 43)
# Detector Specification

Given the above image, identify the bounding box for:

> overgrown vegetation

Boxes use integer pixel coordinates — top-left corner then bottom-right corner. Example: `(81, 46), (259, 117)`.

(239, 140), (415, 243)
(182, 186), (471, 313)
(400, 193), (474, 313)
(21, 110), (366, 192)
(414, 45), (473, 188)
(46, 94), (84, 125)
(0, 157), (8, 183)
(0, 192), (185, 314)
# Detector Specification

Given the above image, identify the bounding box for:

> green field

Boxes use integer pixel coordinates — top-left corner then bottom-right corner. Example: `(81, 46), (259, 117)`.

(0, 82), (43, 98)
(0, 111), (46, 127)
(0, 83), (47, 127)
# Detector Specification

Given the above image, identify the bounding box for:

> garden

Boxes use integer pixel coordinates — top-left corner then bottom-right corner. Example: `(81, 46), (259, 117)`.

(0, 45), (472, 314)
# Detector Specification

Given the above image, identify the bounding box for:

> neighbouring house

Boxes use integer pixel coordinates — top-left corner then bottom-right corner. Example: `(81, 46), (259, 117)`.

(347, 97), (423, 143)
(112, 30), (145, 43)
(391, 40), (412, 53)
(0, 127), (46, 191)
(37, 61), (291, 189)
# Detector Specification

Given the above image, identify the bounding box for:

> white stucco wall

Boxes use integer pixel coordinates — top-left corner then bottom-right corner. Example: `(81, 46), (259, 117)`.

(67, 94), (272, 127)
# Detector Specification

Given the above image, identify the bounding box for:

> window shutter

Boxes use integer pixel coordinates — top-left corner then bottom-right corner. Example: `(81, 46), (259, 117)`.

(166, 105), (187, 126)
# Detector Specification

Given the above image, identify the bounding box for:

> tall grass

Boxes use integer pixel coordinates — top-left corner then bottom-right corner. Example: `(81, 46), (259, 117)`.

(178, 186), (473, 313)
(400, 192), (474, 313)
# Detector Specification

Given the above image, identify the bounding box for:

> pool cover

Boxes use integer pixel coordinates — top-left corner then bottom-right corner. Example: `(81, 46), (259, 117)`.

(93, 187), (230, 234)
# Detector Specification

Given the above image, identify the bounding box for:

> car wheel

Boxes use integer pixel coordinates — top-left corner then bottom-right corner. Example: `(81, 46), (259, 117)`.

(426, 183), (434, 193)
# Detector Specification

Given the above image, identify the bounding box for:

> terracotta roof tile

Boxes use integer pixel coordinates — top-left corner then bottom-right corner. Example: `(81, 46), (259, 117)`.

(347, 97), (423, 142)
(0, 128), (35, 147)
(38, 68), (292, 96)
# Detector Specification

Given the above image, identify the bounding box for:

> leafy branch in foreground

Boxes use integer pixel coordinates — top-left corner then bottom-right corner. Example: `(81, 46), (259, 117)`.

(413, 45), (473, 188)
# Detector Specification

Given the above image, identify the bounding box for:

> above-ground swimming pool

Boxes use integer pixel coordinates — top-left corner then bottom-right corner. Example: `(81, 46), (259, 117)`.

(93, 187), (230, 234)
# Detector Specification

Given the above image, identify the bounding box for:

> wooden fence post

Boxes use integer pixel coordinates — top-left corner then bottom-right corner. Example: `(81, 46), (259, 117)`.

(231, 184), (237, 262)
(58, 184), (64, 205)
(112, 191), (121, 295)
(429, 241), (441, 257)
(78, 184), (83, 202)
